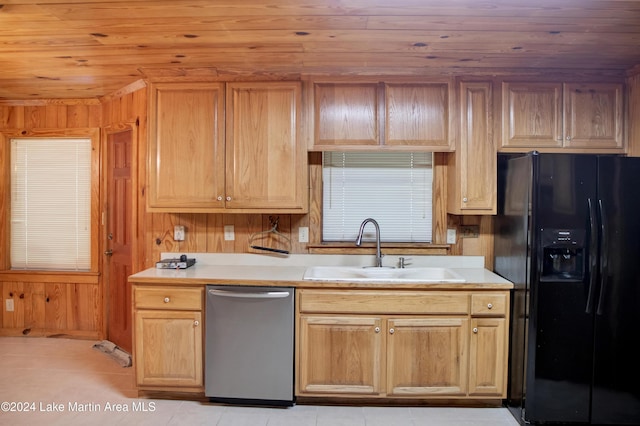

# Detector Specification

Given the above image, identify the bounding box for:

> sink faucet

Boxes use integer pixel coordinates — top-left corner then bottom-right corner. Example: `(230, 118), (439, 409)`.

(355, 218), (383, 267)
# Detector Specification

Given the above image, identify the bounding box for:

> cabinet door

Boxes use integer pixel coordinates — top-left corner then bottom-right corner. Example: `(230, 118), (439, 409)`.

(148, 82), (225, 211)
(448, 81), (495, 214)
(314, 83), (380, 147)
(564, 83), (623, 149)
(134, 310), (203, 388)
(386, 317), (468, 396)
(385, 82), (453, 149)
(502, 82), (563, 148)
(469, 317), (507, 397)
(225, 82), (307, 211)
(298, 315), (384, 395)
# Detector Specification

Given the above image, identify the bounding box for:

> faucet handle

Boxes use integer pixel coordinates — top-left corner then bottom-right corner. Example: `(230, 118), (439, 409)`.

(398, 257), (412, 268)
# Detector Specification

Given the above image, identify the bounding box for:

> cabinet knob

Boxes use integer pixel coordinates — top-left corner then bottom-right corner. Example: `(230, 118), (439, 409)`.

(473, 327), (478, 334)
(194, 320), (199, 327)
(163, 297), (170, 303)
(389, 328), (395, 334)
(374, 326), (380, 333)
(217, 196), (223, 201)
(487, 303), (493, 309)
(463, 197), (468, 203)
(226, 196), (232, 201)
(566, 136), (572, 141)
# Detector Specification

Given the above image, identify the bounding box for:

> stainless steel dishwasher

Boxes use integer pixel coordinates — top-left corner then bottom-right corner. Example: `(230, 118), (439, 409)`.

(205, 285), (294, 406)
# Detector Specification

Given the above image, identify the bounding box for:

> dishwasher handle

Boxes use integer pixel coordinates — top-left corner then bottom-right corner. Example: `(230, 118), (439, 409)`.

(208, 289), (291, 299)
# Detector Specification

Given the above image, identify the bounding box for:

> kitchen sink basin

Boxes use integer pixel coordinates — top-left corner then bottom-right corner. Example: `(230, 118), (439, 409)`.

(303, 266), (466, 283)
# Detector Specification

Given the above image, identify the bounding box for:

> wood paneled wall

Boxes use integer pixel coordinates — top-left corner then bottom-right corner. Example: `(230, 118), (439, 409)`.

(0, 99), (102, 338)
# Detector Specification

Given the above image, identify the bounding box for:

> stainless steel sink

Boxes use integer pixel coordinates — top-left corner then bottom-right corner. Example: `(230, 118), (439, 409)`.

(303, 266), (466, 283)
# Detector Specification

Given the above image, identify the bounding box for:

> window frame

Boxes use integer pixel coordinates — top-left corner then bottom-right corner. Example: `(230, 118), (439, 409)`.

(0, 128), (101, 273)
(306, 151), (451, 254)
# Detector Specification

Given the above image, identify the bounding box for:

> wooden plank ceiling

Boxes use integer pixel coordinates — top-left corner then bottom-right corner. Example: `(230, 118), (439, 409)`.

(1, 0), (640, 99)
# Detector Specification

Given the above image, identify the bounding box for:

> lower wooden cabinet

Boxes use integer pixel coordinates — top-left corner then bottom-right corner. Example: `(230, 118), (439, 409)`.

(296, 289), (508, 400)
(469, 317), (507, 396)
(132, 285), (204, 391)
(387, 317), (468, 396)
(299, 315), (384, 395)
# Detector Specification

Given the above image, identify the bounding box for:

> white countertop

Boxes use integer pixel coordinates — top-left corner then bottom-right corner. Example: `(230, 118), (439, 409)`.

(129, 254), (512, 289)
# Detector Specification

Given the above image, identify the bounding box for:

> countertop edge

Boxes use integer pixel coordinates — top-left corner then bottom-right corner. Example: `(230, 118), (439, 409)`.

(129, 265), (513, 290)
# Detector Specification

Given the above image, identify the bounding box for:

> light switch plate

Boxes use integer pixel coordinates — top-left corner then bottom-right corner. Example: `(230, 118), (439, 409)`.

(299, 227), (309, 243)
(224, 225), (235, 241)
(446, 228), (457, 244)
(6, 299), (14, 312)
(174, 225), (185, 241)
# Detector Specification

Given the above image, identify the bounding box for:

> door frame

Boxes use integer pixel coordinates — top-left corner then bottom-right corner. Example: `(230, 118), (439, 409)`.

(100, 121), (139, 338)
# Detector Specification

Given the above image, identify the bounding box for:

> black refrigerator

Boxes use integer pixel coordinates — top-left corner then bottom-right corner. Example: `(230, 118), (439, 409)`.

(494, 152), (640, 425)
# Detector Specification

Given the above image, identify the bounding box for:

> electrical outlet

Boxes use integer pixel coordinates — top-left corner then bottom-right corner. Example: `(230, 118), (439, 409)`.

(174, 225), (185, 241)
(224, 225), (235, 241)
(446, 228), (457, 244)
(298, 227), (309, 243)
(6, 299), (14, 312)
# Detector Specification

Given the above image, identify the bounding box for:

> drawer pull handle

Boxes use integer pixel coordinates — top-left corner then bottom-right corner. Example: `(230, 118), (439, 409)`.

(164, 297), (170, 303)
(374, 327), (380, 333)
(487, 303), (493, 309)
(473, 327), (479, 333)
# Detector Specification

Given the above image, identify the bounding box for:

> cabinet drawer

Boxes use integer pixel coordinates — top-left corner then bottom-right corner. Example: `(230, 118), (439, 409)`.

(134, 286), (203, 310)
(471, 293), (507, 316)
(299, 290), (469, 315)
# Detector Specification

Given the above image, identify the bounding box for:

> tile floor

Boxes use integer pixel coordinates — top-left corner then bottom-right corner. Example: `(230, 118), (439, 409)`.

(0, 336), (520, 425)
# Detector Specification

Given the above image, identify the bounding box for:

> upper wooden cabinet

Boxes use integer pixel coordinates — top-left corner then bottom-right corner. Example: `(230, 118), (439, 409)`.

(501, 82), (624, 152)
(385, 83), (453, 149)
(311, 80), (455, 151)
(564, 83), (624, 149)
(448, 81), (496, 214)
(148, 82), (226, 211)
(147, 81), (307, 213)
(314, 83), (379, 147)
(225, 82), (306, 211)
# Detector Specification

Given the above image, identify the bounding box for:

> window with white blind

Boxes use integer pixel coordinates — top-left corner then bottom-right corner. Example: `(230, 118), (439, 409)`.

(10, 138), (92, 270)
(322, 152), (433, 243)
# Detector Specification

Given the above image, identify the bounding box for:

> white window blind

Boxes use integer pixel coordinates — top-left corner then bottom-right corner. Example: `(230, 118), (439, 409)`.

(322, 152), (433, 243)
(11, 138), (92, 270)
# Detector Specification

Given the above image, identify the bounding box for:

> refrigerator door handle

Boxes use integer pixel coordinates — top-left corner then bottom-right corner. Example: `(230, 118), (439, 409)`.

(586, 198), (598, 314)
(596, 199), (608, 315)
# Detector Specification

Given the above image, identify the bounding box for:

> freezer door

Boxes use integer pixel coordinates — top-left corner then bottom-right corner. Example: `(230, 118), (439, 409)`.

(592, 157), (640, 424)
(525, 153), (597, 424)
